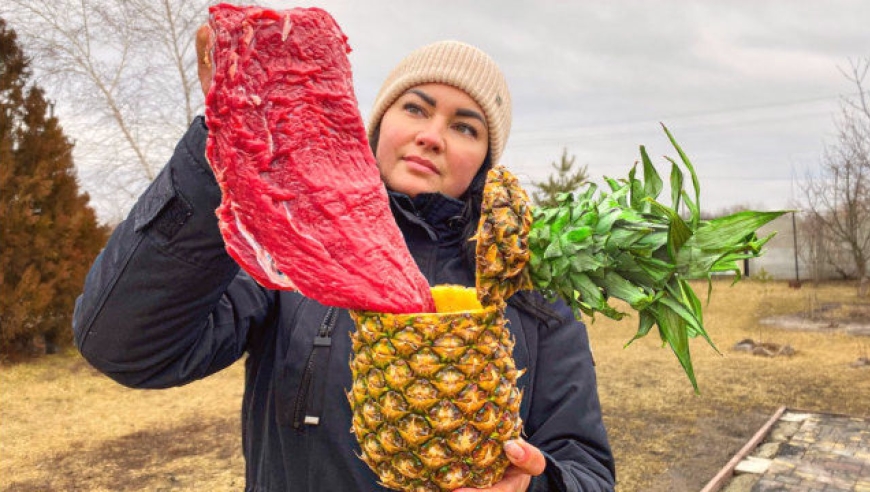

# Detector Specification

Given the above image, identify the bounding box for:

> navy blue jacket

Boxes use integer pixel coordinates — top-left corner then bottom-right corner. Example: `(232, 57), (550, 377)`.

(73, 117), (615, 491)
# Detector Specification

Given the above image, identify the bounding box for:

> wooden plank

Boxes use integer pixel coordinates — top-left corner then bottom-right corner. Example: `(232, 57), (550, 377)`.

(699, 405), (788, 492)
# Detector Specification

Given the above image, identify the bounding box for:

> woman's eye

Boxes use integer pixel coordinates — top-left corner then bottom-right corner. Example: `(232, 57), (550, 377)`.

(454, 122), (479, 138)
(403, 102), (425, 116)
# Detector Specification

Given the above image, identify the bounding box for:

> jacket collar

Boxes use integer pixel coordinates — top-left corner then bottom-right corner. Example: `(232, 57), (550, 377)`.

(388, 190), (467, 242)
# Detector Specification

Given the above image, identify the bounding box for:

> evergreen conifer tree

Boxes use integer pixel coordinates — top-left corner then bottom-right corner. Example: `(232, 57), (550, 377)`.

(0, 18), (108, 357)
(531, 148), (589, 208)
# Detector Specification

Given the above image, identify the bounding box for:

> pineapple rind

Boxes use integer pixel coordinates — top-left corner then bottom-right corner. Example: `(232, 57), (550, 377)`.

(473, 167), (534, 306)
(349, 298), (521, 491)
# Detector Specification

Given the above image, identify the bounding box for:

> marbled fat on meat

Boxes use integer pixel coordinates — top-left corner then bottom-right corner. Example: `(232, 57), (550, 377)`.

(205, 4), (434, 314)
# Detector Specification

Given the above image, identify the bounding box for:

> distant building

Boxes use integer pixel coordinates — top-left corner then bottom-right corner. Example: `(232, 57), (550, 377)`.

(745, 213), (862, 281)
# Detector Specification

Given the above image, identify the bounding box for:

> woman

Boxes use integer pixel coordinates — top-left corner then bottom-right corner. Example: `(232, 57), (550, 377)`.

(73, 24), (616, 491)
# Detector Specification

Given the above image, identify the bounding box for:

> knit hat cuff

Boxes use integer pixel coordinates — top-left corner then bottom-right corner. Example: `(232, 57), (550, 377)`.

(367, 40), (512, 166)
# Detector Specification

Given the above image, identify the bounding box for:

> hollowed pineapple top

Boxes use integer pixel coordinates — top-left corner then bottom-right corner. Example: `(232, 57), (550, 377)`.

(430, 284), (484, 313)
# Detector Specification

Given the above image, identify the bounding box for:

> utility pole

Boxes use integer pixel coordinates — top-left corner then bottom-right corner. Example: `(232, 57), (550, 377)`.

(792, 211), (800, 282)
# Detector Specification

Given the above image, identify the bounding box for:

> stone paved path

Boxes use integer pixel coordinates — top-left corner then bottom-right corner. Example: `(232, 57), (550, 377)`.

(719, 410), (870, 492)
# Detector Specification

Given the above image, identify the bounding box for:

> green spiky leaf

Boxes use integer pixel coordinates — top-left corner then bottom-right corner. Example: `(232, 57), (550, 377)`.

(526, 124), (788, 392)
(641, 145), (664, 201)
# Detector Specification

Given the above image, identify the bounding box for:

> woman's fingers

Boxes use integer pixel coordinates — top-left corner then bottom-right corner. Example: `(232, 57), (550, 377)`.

(196, 24), (214, 97)
(453, 440), (546, 492)
(452, 440), (546, 491)
(503, 439), (546, 476)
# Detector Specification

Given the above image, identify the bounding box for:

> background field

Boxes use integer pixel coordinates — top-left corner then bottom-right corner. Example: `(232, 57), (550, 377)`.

(1, 280), (868, 491)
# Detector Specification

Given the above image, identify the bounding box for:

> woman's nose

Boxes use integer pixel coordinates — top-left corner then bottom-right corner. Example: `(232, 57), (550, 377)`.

(414, 120), (444, 152)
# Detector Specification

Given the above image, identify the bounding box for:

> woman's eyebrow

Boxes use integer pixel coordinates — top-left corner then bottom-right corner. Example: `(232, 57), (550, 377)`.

(406, 88), (487, 127)
(456, 108), (487, 127)
(408, 89), (436, 107)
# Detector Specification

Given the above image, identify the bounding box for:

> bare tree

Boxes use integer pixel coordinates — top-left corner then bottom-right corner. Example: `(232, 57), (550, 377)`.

(796, 211), (844, 281)
(800, 58), (870, 293)
(3, 0), (211, 220)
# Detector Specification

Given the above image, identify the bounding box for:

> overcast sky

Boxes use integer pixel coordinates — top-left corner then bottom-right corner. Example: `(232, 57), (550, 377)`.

(260, 0), (870, 214)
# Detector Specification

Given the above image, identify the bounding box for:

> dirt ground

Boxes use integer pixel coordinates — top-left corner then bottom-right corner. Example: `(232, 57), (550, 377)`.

(1, 280), (868, 491)
(0, 357), (246, 491)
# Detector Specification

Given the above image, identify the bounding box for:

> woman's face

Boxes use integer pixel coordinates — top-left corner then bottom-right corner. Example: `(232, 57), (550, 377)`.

(375, 83), (489, 199)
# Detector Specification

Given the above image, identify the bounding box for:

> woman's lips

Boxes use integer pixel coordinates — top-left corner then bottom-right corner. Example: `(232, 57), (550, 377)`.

(403, 156), (439, 175)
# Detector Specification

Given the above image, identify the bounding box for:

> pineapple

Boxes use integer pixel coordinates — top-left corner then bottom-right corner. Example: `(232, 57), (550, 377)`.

(348, 285), (522, 491)
(473, 166), (534, 307)
(346, 125), (786, 490)
(346, 171), (536, 491)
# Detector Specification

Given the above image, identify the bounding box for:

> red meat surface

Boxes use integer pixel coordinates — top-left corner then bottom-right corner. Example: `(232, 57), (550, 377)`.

(205, 4), (434, 314)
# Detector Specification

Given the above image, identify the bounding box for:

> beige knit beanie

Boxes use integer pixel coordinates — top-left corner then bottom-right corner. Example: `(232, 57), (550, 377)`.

(367, 40), (512, 166)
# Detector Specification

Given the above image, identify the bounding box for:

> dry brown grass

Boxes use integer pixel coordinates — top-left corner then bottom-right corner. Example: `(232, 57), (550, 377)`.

(0, 355), (246, 491)
(593, 279), (870, 491)
(1, 280), (868, 491)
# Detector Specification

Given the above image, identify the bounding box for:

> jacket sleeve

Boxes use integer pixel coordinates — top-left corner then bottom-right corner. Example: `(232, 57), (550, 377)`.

(73, 116), (271, 389)
(524, 299), (616, 492)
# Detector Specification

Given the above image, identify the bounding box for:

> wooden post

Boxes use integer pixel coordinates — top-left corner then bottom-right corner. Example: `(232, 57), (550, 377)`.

(699, 406), (788, 492)
(792, 212), (800, 282)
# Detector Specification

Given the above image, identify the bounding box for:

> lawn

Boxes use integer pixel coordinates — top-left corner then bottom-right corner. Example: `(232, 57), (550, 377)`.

(1, 279), (868, 491)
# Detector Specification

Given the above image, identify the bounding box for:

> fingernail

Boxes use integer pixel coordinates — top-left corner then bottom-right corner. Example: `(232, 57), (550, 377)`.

(504, 440), (524, 460)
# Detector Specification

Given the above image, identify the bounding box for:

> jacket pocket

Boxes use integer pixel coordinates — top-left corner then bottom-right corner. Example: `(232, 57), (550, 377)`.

(274, 301), (340, 429)
(133, 167), (192, 239)
(291, 306), (339, 429)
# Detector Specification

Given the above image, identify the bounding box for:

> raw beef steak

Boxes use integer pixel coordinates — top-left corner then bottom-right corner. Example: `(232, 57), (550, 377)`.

(205, 4), (434, 314)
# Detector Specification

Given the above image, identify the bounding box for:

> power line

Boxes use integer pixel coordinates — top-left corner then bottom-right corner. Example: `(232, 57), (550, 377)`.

(508, 92), (847, 148)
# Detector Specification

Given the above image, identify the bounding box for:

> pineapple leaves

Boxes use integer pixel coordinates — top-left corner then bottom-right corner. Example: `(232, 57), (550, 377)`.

(689, 211), (785, 250)
(640, 145), (664, 202)
(526, 124), (786, 392)
(663, 122), (701, 227)
(651, 304), (697, 390)
(648, 199), (693, 260)
(669, 160), (683, 214)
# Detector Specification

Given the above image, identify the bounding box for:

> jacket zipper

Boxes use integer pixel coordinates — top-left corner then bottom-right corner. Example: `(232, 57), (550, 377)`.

(292, 306), (338, 429)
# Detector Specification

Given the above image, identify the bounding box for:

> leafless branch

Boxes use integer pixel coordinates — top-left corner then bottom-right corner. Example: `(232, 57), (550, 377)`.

(801, 57), (870, 286)
(4, 0), (211, 216)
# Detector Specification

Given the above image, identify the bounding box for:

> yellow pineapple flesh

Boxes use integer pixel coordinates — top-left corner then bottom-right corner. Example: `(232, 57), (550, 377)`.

(348, 285), (522, 491)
